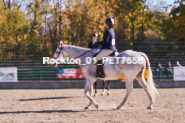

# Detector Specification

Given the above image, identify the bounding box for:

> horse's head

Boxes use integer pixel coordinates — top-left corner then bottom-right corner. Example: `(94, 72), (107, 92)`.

(52, 41), (69, 67)
(53, 41), (68, 59)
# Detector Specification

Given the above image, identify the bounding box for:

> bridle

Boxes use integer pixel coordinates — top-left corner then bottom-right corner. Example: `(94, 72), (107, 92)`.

(53, 47), (64, 59)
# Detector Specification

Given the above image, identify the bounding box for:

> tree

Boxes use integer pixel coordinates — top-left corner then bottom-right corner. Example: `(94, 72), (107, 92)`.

(165, 0), (185, 41)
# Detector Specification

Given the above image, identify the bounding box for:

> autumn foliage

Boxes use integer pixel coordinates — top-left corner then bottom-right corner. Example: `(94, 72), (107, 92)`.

(0, 0), (184, 59)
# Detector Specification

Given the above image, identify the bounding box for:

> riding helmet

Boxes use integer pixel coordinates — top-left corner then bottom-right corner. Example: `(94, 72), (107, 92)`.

(92, 33), (98, 37)
(105, 18), (114, 25)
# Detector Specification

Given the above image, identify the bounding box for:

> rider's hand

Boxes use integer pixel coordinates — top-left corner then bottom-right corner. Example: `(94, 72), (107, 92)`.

(97, 43), (102, 49)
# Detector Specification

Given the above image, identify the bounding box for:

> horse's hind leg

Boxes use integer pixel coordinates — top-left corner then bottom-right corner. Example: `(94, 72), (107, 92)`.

(101, 80), (106, 96)
(117, 79), (134, 109)
(136, 75), (154, 109)
(107, 80), (110, 95)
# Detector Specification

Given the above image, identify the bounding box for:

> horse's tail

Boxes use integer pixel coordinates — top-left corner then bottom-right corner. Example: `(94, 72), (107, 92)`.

(141, 53), (159, 102)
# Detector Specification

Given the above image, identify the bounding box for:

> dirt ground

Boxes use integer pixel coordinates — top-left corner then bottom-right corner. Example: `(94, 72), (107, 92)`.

(0, 88), (185, 123)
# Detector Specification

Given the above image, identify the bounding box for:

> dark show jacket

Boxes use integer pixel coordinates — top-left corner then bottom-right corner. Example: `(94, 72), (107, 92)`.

(98, 27), (117, 51)
(88, 41), (99, 49)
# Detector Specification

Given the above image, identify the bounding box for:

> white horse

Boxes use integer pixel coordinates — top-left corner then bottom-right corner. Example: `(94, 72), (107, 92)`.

(53, 42), (159, 109)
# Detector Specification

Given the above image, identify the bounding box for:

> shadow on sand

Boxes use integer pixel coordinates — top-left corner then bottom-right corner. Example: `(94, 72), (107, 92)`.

(19, 97), (72, 101)
(0, 110), (80, 114)
(0, 109), (118, 114)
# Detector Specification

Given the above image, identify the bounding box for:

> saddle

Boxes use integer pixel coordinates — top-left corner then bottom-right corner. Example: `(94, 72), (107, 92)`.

(94, 50), (118, 78)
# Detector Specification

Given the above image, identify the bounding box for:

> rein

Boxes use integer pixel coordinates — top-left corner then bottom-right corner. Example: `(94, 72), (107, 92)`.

(74, 50), (92, 59)
(53, 47), (92, 59)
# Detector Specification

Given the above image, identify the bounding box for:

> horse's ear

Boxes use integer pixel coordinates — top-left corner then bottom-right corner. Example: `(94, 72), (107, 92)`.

(60, 41), (63, 47)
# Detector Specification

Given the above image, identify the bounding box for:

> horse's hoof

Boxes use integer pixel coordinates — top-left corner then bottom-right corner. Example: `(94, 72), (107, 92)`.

(116, 106), (124, 110)
(84, 107), (90, 109)
(94, 94), (97, 97)
(116, 107), (121, 110)
(94, 104), (98, 109)
(101, 93), (104, 96)
(107, 91), (110, 95)
(147, 106), (153, 109)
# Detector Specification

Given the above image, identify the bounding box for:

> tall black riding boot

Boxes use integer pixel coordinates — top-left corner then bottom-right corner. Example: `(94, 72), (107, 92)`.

(97, 60), (105, 78)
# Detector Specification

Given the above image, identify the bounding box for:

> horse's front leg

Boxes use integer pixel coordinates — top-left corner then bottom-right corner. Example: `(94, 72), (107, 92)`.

(94, 81), (97, 96)
(101, 80), (106, 96)
(85, 85), (94, 109)
(89, 85), (93, 96)
(107, 80), (110, 95)
(84, 80), (98, 109)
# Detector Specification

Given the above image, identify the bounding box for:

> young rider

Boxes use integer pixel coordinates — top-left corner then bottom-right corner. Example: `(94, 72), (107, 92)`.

(96, 18), (117, 78)
(88, 33), (98, 49)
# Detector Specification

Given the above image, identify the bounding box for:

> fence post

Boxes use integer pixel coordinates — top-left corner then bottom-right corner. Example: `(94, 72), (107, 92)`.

(127, 41), (129, 49)
(32, 43), (34, 67)
(40, 68), (42, 82)
(15, 44), (18, 66)
(172, 43), (175, 56)
(2, 44), (4, 62)
(150, 43), (152, 56)
(159, 67), (162, 81)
